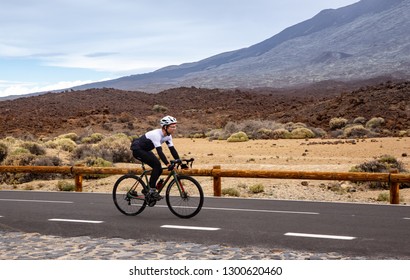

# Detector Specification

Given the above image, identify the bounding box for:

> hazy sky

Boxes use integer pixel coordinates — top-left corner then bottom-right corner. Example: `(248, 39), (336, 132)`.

(0, 0), (359, 97)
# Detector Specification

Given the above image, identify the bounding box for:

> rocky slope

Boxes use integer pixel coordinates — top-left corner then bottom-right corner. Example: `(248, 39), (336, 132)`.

(0, 79), (409, 139)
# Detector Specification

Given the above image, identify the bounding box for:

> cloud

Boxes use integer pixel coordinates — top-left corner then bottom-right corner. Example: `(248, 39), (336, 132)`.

(0, 0), (359, 97)
(0, 79), (106, 97)
(1, 1), (296, 71)
(42, 53), (175, 74)
(85, 52), (119, 58)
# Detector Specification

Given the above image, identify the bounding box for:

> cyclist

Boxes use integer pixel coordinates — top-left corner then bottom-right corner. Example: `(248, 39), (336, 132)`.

(130, 115), (180, 199)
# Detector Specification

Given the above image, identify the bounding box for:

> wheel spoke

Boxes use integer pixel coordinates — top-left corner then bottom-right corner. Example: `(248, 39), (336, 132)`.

(113, 175), (147, 216)
(166, 175), (204, 218)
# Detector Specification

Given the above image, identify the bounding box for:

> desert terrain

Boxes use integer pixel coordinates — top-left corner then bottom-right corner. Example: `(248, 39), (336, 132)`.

(1, 79), (409, 204)
(1, 79), (409, 139)
(3, 137), (409, 205)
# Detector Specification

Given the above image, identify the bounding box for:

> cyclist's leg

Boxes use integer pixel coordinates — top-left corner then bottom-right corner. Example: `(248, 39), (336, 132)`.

(132, 149), (162, 192)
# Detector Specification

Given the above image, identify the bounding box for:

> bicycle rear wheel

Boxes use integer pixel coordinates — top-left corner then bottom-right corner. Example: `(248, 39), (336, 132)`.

(113, 174), (147, 216)
(166, 175), (204, 219)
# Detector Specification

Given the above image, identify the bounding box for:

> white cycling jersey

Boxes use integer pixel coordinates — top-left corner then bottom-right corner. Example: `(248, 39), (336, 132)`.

(145, 128), (174, 148)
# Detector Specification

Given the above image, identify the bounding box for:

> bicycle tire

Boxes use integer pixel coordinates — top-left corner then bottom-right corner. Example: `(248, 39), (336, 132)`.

(165, 174), (204, 219)
(113, 174), (147, 216)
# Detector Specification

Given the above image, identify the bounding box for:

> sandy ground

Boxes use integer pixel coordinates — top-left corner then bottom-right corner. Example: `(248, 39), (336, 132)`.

(3, 137), (410, 205)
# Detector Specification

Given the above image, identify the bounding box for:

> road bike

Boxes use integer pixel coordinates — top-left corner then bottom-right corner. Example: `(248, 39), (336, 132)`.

(112, 158), (204, 219)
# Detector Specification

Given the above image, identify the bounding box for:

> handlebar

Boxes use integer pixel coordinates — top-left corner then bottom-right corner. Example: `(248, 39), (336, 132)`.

(169, 158), (194, 170)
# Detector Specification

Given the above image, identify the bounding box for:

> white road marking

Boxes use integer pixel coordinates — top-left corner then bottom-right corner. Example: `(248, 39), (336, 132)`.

(48, 218), (103, 224)
(155, 204), (318, 215)
(0, 198), (73, 204)
(161, 225), (220, 231)
(404, 218), (410, 220)
(284, 232), (356, 240)
(202, 206), (319, 215)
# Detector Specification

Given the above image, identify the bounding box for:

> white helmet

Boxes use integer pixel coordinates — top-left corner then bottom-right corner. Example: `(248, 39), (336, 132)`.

(160, 115), (177, 127)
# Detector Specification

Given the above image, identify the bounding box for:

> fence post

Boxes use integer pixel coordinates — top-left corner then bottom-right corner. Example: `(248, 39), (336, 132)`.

(389, 169), (399, 204)
(75, 174), (83, 192)
(213, 165), (221, 196)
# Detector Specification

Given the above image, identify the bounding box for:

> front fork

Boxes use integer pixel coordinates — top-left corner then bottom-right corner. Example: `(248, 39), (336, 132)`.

(173, 174), (187, 198)
(151, 170), (187, 198)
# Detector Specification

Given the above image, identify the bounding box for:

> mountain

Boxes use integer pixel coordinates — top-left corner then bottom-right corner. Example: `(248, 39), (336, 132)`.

(74, 0), (410, 92)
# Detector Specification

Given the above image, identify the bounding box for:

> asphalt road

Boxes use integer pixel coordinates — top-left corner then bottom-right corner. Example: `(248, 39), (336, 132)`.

(0, 190), (409, 258)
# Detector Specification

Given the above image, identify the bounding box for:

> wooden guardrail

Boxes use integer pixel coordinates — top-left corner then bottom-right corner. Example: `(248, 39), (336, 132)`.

(1, 165), (409, 204)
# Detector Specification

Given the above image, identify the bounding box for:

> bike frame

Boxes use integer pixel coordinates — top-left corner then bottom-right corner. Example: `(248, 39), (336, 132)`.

(139, 162), (185, 196)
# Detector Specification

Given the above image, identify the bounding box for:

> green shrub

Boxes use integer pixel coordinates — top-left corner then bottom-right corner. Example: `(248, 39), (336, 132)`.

(81, 133), (105, 144)
(329, 117), (348, 130)
(189, 133), (206, 139)
(222, 120), (284, 139)
(343, 125), (374, 138)
(0, 154), (63, 184)
(44, 140), (57, 149)
(378, 155), (405, 168)
(2, 153), (35, 166)
(353, 117), (366, 125)
(326, 182), (346, 194)
(32, 156), (64, 181)
(2, 137), (18, 145)
(329, 129), (344, 138)
(72, 134), (133, 163)
(0, 154), (34, 184)
(90, 133), (104, 142)
(58, 133), (79, 142)
(290, 128), (315, 139)
(227, 131), (249, 142)
(222, 187), (240, 197)
(81, 157), (113, 179)
(20, 142), (46, 156)
(207, 129), (227, 140)
(398, 130), (410, 137)
(376, 192), (389, 202)
(153, 104), (168, 113)
(47, 138), (77, 152)
(365, 117), (385, 129)
(311, 127), (327, 138)
(96, 134), (133, 162)
(207, 120), (323, 140)
(71, 144), (97, 160)
(32, 156), (62, 167)
(255, 128), (274, 139)
(284, 122), (307, 131)
(351, 155), (408, 189)
(272, 128), (292, 139)
(57, 180), (76, 192)
(83, 157), (112, 167)
(11, 147), (30, 155)
(249, 184), (264, 194)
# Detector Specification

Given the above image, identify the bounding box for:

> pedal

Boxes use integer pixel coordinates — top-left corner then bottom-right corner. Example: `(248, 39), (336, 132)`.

(147, 199), (157, 207)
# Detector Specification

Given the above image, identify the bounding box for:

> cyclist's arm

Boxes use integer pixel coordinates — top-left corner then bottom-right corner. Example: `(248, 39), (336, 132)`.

(168, 146), (180, 160)
(155, 146), (169, 165)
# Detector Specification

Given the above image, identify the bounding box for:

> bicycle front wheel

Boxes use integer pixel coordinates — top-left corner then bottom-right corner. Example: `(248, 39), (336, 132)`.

(113, 174), (147, 216)
(166, 175), (204, 219)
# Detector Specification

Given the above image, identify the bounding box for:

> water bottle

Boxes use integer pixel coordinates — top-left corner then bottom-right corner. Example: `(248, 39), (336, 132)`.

(156, 179), (164, 189)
